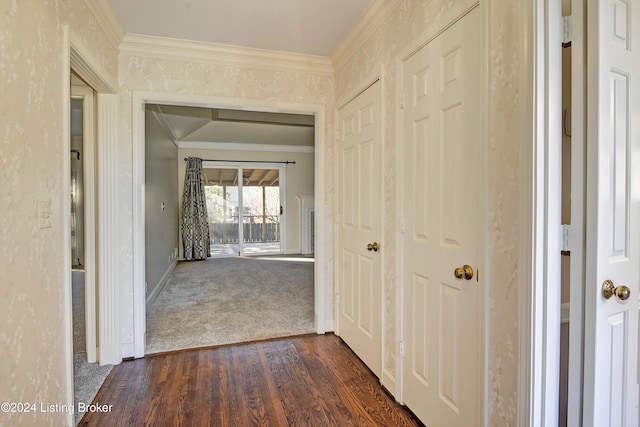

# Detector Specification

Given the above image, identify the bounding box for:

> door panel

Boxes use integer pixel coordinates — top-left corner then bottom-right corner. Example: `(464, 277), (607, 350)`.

(337, 81), (382, 377)
(583, 0), (639, 424)
(401, 7), (482, 426)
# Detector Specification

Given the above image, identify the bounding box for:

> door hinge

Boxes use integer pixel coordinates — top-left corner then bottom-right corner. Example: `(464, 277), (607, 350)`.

(562, 15), (573, 48)
(561, 224), (571, 255)
(399, 216), (405, 233)
(399, 90), (405, 109)
(399, 341), (405, 358)
(335, 129), (340, 141)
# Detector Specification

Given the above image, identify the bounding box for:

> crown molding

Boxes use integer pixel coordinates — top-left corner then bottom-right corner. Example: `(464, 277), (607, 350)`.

(331, 0), (402, 73)
(178, 141), (314, 153)
(120, 34), (334, 77)
(86, 0), (125, 51)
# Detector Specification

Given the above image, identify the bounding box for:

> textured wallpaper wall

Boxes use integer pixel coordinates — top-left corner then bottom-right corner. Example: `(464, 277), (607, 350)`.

(0, 1), (119, 425)
(1, 0), (528, 425)
(334, 0), (524, 425)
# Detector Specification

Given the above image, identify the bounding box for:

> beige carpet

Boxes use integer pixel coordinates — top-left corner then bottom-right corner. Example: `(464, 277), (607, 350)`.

(145, 256), (315, 354)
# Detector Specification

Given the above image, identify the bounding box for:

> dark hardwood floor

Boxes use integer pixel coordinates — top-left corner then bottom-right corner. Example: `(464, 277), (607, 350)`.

(79, 334), (423, 426)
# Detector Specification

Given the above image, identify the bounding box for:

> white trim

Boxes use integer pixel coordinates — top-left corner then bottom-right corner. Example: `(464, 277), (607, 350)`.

(178, 141), (314, 153)
(68, 30), (118, 94)
(331, 0), (402, 72)
(85, 0), (125, 51)
(521, 0), (563, 425)
(71, 85), (98, 364)
(146, 260), (177, 309)
(298, 196), (314, 254)
(567, 0), (586, 424)
(132, 93), (147, 358)
(323, 319), (334, 332)
(120, 34), (333, 77)
(132, 91), (328, 355)
(394, 38), (405, 404)
(334, 65), (382, 110)
(96, 93), (121, 365)
(396, 1), (480, 62)
(378, 67), (387, 391)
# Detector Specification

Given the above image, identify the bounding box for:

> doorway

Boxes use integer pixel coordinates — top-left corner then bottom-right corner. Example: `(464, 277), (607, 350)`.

(70, 77), (98, 364)
(69, 73), (114, 424)
(140, 100), (321, 356)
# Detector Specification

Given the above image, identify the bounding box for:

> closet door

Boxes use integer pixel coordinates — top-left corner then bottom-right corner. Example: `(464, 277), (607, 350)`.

(337, 80), (383, 377)
(400, 7), (483, 426)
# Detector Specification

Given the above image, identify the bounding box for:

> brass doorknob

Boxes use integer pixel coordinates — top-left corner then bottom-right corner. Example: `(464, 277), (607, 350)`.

(454, 265), (474, 280)
(367, 242), (379, 252)
(602, 280), (631, 301)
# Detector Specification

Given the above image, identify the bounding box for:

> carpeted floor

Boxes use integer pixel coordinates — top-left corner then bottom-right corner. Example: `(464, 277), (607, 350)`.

(145, 256), (315, 354)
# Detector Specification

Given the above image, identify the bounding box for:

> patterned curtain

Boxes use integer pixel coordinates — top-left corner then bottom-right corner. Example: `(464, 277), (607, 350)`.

(181, 157), (211, 260)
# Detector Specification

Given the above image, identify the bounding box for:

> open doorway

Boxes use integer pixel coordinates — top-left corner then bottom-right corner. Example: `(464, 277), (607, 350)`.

(143, 103), (316, 355)
(69, 72), (113, 425)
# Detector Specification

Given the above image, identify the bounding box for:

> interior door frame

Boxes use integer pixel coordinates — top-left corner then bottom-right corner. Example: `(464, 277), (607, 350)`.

(62, 25), (121, 426)
(202, 161), (286, 257)
(71, 84), (98, 364)
(521, 0), (566, 425)
(566, 0), (587, 424)
(132, 91), (328, 358)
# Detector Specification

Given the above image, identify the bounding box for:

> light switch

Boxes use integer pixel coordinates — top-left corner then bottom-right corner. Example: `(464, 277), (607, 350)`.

(38, 200), (52, 229)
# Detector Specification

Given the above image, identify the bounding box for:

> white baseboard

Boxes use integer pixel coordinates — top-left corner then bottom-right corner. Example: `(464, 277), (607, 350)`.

(322, 319), (334, 333)
(121, 342), (135, 360)
(381, 369), (398, 400)
(146, 260), (177, 309)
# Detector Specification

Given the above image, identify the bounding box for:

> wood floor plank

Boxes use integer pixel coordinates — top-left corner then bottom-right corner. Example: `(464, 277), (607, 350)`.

(256, 344), (295, 426)
(261, 339), (332, 426)
(191, 350), (214, 425)
(78, 334), (423, 426)
(292, 336), (377, 426)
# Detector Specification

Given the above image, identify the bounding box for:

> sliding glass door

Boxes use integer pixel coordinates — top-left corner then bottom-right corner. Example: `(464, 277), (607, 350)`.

(203, 167), (241, 257)
(203, 164), (283, 257)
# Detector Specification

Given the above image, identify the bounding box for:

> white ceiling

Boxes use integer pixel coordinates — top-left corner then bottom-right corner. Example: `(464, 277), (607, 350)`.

(147, 104), (315, 147)
(109, 0), (373, 56)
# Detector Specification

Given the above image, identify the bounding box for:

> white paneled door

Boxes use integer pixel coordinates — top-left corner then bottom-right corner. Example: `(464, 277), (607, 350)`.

(337, 80), (382, 378)
(400, 7), (482, 426)
(582, 0), (639, 425)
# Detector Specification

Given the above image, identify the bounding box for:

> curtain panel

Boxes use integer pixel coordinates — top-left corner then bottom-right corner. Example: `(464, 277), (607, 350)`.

(181, 157), (211, 260)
